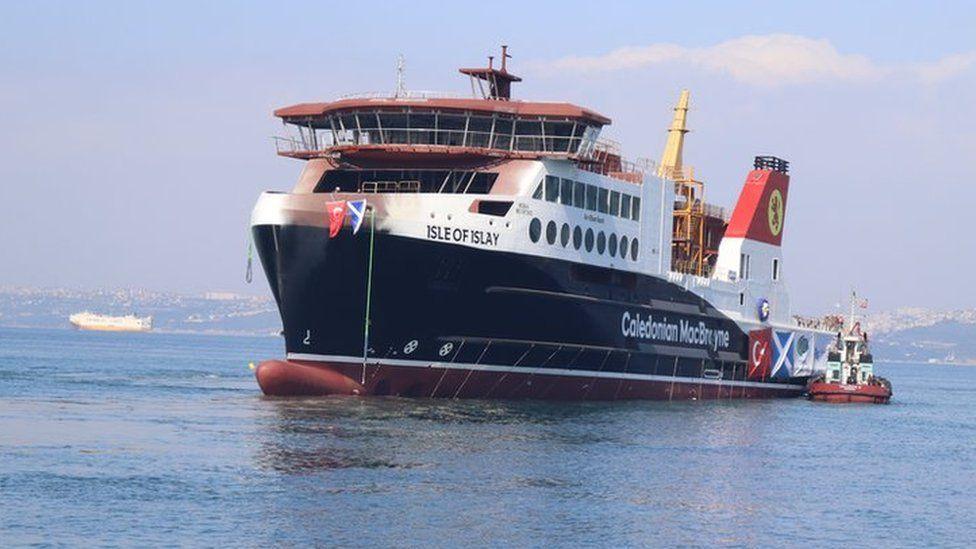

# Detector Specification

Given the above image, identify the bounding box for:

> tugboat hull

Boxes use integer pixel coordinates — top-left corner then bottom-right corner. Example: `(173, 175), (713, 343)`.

(807, 381), (891, 404)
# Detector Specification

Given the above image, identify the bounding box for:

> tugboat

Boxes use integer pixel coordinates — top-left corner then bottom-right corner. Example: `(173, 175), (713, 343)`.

(808, 293), (892, 404)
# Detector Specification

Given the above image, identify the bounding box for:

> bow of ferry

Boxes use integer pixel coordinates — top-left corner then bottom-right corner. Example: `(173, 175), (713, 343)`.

(251, 48), (834, 400)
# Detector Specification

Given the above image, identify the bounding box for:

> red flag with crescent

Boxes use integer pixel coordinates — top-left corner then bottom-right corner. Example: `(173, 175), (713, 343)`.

(326, 200), (346, 238)
(747, 328), (772, 380)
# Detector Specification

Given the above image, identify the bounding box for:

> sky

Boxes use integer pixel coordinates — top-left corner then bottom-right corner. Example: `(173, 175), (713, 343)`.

(1, 1), (974, 313)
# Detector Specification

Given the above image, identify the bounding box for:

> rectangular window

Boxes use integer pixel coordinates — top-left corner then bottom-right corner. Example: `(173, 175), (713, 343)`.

(609, 191), (620, 216)
(597, 187), (609, 214)
(544, 175), (559, 202)
(620, 194), (632, 220)
(740, 253), (751, 280)
(491, 117), (513, 150)
(573, 181), (586, 208)
(532, 180), (543, 199)
(631, 196), (641, 221)
(585, 185), (598, 211)
(772, 258), (780, 281)
(560, 178), (574, 205)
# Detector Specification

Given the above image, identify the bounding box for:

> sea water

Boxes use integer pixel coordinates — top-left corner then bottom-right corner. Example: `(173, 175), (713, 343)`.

(1, 327), (974, 546)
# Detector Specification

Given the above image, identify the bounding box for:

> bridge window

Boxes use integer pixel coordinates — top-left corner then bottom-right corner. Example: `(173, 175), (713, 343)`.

(292, 110), (599, 155)
(598, 188), (609, 214)
(514, 120), (542, 151)
(573, 181), (586, 208)
(560, 178), (574, 206)
(476, 200), (513, 217)
(317, 170), (497, 194)
(585, 185), (598, 211)
(609, 191), (620, 216)
(492, 117), (513, 150)
(532, 180), (543, 199)
(631, 197), (641, 221)
(544, 175), (560, 202)
(620, 195), (632, 220)
(467, 116), (493, 148)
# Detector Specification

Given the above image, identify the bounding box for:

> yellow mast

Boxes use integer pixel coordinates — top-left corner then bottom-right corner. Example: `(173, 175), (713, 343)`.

(657, 89), (690, 179)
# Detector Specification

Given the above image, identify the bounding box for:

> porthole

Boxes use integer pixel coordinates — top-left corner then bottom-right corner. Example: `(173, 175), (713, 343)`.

(573, 226), (582, 249)
(631, 238), (639, 260)
(560, 223), (570, 247)
(546, 220), (557, 245)
(529, 218), (541, 243)
(608, 233), (618, 256)
(597, 231), (606, 254)
(584, 228), (594, 252)
(619, 236), (629, 259)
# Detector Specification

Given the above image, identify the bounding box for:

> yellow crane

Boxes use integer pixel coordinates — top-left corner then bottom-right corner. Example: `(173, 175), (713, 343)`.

(658, 90), (710, 276)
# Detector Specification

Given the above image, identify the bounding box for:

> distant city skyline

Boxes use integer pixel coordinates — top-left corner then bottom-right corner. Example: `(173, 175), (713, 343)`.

(2, 1), (974, 313)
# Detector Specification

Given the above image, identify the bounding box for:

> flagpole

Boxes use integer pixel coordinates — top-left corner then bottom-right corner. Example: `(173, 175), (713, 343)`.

(361, 207), (376, 385)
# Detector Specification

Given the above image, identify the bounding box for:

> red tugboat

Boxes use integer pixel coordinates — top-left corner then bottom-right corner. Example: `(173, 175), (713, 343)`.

(808, 294), (892, 404)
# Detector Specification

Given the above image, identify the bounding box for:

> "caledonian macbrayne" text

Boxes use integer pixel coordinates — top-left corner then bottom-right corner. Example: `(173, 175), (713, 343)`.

(621, 311), (731, 351)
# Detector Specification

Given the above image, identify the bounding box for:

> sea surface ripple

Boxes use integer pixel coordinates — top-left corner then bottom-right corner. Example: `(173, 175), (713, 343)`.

(1, 327), (974, 547)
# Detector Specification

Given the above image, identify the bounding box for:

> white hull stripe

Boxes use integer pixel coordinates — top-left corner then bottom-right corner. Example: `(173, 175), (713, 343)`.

(286, 353), (806, 391)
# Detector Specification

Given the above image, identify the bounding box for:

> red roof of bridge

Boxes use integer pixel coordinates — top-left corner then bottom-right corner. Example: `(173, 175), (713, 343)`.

(274, 97), (611, 126)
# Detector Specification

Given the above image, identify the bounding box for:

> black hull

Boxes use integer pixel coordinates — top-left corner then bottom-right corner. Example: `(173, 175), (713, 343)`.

(252, 223), (807, 399)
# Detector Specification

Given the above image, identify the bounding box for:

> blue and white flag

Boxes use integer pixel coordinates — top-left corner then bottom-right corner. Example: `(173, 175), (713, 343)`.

(347, 199), (367, 235)
(771, 330), (795, 379)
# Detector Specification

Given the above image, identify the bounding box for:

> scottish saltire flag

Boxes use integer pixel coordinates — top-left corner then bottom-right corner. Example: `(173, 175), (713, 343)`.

(771, 330), (795, 379)
(347, 199), (367, 235)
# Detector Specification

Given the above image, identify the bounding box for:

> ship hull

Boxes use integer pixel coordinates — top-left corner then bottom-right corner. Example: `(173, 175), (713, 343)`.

(255, 358), (804, 400)
(70, 323), (150, 333)
(252, 223), (808, 400)
(807, 381), (891, 404)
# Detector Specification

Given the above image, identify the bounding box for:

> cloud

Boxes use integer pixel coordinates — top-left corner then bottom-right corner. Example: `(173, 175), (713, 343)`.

(543, 34), (975, 87)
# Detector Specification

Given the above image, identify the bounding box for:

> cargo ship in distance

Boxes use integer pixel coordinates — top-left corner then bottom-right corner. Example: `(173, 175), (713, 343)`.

(252, 47), (835, 400)
(69, 312), (153, 332)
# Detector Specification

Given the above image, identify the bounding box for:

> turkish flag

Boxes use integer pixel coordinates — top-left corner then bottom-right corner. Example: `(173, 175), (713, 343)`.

(326, 200), (347, 238)
(747, 328), (772, 380)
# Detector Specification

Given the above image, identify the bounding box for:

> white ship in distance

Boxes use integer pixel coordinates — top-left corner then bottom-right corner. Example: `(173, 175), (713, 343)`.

(69, 312), (153, 332)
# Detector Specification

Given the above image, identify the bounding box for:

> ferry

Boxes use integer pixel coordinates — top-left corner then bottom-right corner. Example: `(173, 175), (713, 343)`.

(69, 312), (153, 332)
(251, 47), (834, 399)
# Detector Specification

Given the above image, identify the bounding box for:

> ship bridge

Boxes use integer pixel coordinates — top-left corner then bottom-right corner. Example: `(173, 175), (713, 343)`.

(272, 47), (615, 170)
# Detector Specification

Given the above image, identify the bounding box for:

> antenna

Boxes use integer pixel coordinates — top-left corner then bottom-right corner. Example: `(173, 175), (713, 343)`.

(394, 53), (406, 98)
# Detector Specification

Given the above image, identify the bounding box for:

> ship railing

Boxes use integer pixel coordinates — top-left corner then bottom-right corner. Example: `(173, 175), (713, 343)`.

(336, 90), (470, 100)
(794, 315), (845, 332)
(273, 128), (589, 156)
(703, 203), (728, 221)
(361, 180), (421, 193)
